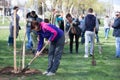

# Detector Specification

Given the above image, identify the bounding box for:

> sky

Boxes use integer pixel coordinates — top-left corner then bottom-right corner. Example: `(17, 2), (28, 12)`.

(11, 0), (27, 6)
(10, 0), (120, 11)
(98, 0), (120, 11)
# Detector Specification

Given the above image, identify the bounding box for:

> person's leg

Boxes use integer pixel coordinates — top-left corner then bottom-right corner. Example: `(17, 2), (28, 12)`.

(85, 31), (90, 57)
(115, 37), (120, 57)
(8, 26), (14, 46)
(75, 34), (79, 53)
(106, 28), (110, 39)
(49, 35), (65, 73)
(8, 36), (14, 46)
(26, 27), (33, 49)
(47, 42), (55, 72)
(81, 31), (85, 44)
(30, 31), (37, 54)
(104, 28), (107, 39)
(95, 31), (99, 43)
(90, 32), (95, 55)
(69, 34), (74, 53)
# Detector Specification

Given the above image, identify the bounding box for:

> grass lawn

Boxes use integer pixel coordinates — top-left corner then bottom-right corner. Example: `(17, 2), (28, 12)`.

(0, 27), (120, 80)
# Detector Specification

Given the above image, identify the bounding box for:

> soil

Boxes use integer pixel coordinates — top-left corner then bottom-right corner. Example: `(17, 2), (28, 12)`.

(0, 66), (42, 76)
(0, 49), (48, 77)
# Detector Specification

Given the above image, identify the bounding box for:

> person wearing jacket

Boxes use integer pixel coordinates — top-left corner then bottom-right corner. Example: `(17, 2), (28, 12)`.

(84, 8), (96, 58)
(26, 11), (38, 50)
(66, 13), (81, 54)
(112, 12), (120, 58)
(31, 21), (65, 76)
(8, 6), (20, 46)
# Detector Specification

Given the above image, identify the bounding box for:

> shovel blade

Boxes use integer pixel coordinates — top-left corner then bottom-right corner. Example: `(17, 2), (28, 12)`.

(92, 60), (96, 66)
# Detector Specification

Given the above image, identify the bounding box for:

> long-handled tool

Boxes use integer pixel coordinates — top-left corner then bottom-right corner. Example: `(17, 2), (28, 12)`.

(98, 42), (102, 54)
(92, 29), (96, 66)
(21, 42), (49, 72)
(65, 25), (73, 44)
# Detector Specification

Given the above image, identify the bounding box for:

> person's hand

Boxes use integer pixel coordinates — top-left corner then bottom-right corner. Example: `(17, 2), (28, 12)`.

(35, 51), (42, 56)
(47, 40), (50, 44)
(35, 51), (39, 56)
(37, 36), (39, 41)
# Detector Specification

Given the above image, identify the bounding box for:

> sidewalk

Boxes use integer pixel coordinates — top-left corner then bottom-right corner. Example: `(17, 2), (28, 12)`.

(0, 26), (9, 29)
(0, 26), (24, 29)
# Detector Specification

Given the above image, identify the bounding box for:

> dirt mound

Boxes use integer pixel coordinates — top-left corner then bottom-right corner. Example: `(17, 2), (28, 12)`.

(0, 66), (42, 76)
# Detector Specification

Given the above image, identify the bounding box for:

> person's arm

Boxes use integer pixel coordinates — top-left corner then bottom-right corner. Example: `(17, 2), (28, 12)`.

(37, 34), (44, 51)
(36, 40), (50, 56)
(45, 25), (57, 41)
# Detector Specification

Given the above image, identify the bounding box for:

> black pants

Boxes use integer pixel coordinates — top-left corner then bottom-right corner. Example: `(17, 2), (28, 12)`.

(8, 36), (14, 45)
(69, 34), (79, 53)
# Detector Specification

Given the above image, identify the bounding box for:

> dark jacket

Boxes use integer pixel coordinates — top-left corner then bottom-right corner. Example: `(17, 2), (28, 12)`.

(112, 17), (120, 37)
(85, 14), (96, 32)
(66, 18), (81, 36)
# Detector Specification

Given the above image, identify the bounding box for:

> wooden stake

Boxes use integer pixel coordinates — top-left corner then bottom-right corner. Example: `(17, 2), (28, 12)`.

(22, 28), (26, 69)
(13, 10), (17, 73)
(22, 5), (27, 69)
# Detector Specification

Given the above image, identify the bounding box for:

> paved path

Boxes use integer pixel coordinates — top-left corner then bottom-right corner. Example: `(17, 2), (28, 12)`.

(0, 26), (24, 29)
(0, 26), (9, 29)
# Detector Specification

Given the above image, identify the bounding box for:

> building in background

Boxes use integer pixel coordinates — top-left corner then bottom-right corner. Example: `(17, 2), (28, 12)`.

(0, 0), (11, 16)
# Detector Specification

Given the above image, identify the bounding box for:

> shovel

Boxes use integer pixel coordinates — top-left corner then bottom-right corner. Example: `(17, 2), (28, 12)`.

(98, 42), (102, 54)
(21, 42), (49, 72)
(92, 29), (96, 66)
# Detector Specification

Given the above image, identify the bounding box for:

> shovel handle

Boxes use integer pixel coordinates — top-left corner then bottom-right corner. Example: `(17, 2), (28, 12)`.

(28, 41), (49, 66)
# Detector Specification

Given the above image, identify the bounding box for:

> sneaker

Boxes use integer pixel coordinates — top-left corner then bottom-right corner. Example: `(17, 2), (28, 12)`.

(90, 54), (93, 57)
(46, 72), (55, 76)
(84, 54), (88, 58)
(42, 71), (49, 75)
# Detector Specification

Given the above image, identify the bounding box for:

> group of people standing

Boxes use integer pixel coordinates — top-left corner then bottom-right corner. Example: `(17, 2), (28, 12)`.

(7, 6), (120, 76)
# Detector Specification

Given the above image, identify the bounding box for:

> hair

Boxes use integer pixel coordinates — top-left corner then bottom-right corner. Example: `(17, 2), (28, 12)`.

(106, 15), (109, 18)
(88, 8), (93, 13)
(44, 18), (49, 23)
(31, 11), (36, 15)
(31, 21), (39, 30)
(66, 13), (72, 18)
(13, 6), (19, 10)
(115, 12), (119, 16)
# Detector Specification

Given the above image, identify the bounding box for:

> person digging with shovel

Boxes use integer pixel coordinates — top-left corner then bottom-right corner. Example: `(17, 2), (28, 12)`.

(31, 21), (65, 76)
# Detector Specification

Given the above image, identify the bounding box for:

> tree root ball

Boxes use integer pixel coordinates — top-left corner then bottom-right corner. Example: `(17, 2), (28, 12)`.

(0, 66), (42, 76)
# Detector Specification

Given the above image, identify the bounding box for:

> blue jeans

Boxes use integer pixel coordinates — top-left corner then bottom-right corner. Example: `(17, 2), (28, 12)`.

(26, 27), (33, 49)
(85, 31), (95, 55)
(81, 31), (85, 44)
(115, 37), (120, 57)
(104, 28), (110, 39)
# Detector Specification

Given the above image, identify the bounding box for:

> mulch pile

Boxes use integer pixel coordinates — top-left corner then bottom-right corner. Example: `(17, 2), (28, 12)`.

(0, 66), (42, 76)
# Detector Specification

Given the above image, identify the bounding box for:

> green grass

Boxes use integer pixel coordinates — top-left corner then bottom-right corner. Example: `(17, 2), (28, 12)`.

(0, 27), (120, 80)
